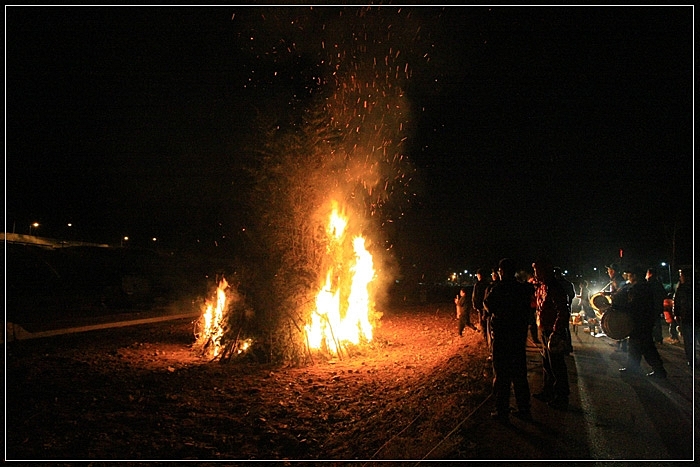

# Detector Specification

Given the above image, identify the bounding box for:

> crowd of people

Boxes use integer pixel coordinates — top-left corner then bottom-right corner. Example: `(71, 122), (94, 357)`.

(454, 258), (697, 425)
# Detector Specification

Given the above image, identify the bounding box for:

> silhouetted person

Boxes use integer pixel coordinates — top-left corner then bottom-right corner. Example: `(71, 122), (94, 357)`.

(606, 263), (627, 293)
(554, 267), (576, 307)
(673, 268), (694, 366)
(483, 258), (534, 423)
(482, 267), (501, 361)
(646, 267), (666, 345)
(532, 258), (570, 411)
(472, 268), (490, 343)
(579, 280), (597, 335)
(607, 263), (630, 352)
(455, 287), (477, 337)
(668, 277), (681, 344)
(618, 266), (667, 378)
(526, 274), (541, 345)
(554, 267), (575, 353)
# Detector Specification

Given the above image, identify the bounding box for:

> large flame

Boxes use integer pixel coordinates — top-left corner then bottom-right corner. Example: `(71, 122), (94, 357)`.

(196, 278), (229, 358)
(305, 204), (376, 355)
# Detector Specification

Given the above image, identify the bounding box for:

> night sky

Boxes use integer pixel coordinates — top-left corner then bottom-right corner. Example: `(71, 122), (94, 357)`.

(5, 6), (694, 281)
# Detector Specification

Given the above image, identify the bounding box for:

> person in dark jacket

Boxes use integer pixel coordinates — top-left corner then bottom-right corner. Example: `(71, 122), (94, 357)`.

(606, 263), (627, 293)
(455, 287), (477, 337)
(472, 268), (491, 343)
(526, 275), (541, 345)
(554, 267), (576, 353)
(607, 263), (630, 352)
(483, 258), (534, 423)
(646, 267), (667, 345)
(482, 267), (501, 360)
(673, 268), (693, 366)
(619, 266), (667, 378)
(532, 258), (571, 411)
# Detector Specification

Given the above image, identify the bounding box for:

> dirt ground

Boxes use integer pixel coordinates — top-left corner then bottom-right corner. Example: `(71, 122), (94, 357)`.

(6, 303), (495, 463)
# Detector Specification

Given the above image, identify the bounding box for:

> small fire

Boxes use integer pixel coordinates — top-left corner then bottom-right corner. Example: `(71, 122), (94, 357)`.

(196, 278), (229, 358)
(194, 277), (254, 360)
(305, 203), (376, 355)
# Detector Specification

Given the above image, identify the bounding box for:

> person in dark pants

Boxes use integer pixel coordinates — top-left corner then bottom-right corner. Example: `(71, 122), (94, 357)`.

(472, 268), (491, 343)
(455, 287), (476, 337)
(554, 267), (576, 354)
(484, 267), (501, 358)
(483, 258), (534, 423)
(646, 267), (667, 345)
(532, 258), (571, 411)
(608, 264), (631, 352)
(673, 268), (694, 366)
(525, 273), (541, 344)
(619, 266), (667, 378)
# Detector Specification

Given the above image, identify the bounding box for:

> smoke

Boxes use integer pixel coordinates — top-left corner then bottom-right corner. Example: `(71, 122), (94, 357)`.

(231, 7), (440, 222)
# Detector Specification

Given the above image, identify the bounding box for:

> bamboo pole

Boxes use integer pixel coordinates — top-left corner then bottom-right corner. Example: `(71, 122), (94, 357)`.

(304, 329), (315, 366)
(323, 314), (344, 360)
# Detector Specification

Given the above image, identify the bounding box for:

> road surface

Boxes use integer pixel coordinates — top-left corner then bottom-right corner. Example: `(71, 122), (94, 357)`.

(443, 326), (697, 462)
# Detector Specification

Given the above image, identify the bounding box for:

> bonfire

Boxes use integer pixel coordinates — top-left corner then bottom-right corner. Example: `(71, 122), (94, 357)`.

(193, 200), (381, 363)
(194, 277), (253, 362)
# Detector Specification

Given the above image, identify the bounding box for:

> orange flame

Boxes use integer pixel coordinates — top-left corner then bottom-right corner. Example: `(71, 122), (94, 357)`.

(196, 278), (229, 358)
(305, 204), (376, 355)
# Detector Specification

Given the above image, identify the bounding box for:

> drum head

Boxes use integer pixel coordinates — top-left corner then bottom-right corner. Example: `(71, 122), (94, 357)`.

(601, 310), (633, 340)
(591, 293), (612, 313)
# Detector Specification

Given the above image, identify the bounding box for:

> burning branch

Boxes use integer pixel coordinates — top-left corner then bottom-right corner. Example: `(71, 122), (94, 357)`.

(193, 277), (253, 363)
(304, 202), (377, 359)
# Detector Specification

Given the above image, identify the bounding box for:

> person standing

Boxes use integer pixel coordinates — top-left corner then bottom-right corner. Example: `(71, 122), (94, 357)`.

(554, 267), (576, 353)
(554, 267), (577, 307)
(455, 287), (477, 337)
(667, 277), (682, 344)
(482, 267), (501, 360)
(606, 263), (627, 293)
(607, 263), (630, 352)
(618, 266), (667, 378)
(661, 294), (677, 343)
(646, 267), (667, 345)
(483, 258), (534, 422)
(532, 258), (571, 411)
(579, 280), (597, 335)
(673, 268), (694, 366)
(472, 268), (491, 343)
(526, 274), (541, 345)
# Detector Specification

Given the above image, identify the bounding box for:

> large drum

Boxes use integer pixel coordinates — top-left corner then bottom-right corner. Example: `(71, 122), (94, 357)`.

(600, 310), (633, 340)
(590, 292), (612, 319)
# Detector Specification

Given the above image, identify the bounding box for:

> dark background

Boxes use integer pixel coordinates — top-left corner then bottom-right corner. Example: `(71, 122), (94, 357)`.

(5, 6), (693, 282)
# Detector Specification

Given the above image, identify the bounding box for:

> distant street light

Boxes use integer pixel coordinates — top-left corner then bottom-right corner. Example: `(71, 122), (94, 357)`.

(29, 222), (39, 235)
(661, 262), (672, 290)
(121, 236), (129, 247)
